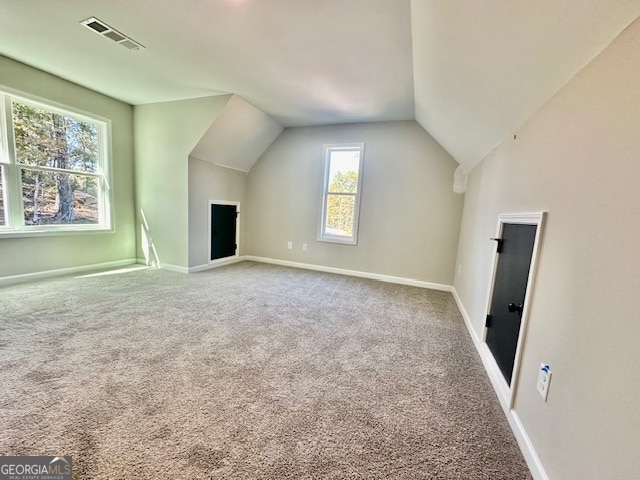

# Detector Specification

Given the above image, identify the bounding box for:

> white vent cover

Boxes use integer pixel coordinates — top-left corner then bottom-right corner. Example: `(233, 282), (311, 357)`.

(80, 17), (144, 51)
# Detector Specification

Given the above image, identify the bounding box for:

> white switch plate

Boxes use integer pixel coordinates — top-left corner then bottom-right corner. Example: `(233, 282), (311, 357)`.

(287, 241), (292, 249)
(537, 363), (551, 402)
(303, 243), (308, 251)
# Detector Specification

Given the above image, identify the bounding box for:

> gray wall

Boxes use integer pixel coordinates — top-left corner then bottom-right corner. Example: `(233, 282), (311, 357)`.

(133, 95), (231, 270)
(246, 121), (464, 285)
(0, 55), (135, 278)
(188, 158), (248, 268)
(454, 16), (640, 479)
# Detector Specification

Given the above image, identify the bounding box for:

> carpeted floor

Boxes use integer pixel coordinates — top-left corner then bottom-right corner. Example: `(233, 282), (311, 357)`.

(0, 262), (532, 479)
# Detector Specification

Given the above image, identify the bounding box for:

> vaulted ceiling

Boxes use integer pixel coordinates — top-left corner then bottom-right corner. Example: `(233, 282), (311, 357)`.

(1, 0), (638, 170)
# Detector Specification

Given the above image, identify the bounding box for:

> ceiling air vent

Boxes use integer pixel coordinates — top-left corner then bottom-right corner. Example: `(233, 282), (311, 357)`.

(80, 17), (144, 51)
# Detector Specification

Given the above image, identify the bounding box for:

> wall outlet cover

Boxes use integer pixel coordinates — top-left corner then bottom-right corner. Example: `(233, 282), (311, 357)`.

(537, 363), (551, 402)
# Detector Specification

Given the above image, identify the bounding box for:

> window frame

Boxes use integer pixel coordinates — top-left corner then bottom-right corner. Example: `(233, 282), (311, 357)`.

(0, 86), (113, 237)
(317, 143), (365, 245)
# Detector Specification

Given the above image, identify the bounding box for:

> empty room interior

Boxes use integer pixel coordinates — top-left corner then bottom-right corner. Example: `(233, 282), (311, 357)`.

(1, 1), (639, 479)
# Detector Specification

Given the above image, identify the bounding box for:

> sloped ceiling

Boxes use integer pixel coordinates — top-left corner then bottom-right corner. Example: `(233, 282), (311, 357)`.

(0, 1), (638, 170)
(411, 0), (640, 169)
(190, 95), (283, 173)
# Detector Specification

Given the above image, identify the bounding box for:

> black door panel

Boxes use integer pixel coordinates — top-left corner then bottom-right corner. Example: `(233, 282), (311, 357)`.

(486, 223), (537, 385)
(211, 204), (237, 261)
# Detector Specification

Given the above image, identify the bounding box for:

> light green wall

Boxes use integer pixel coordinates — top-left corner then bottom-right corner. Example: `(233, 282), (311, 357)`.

(188, 157), (248, 268)
(0, 55), (135, 277)
(454, 16), (640, 479)
(133, 95), (231, 270)
(246, 121), (464, 285)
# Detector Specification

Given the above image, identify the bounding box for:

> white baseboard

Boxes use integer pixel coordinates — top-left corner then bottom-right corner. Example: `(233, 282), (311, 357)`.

(451, 287), (480, 346)
(162, 255), (452, 293)
(244, 255), (452, 292)
(188, 255), (245, 273)
(136, 256), (189, 274)
(135, 256), (245, 274)
(510, 410), (549, 480)
(159, 262), (189, 274)
(452, 287), (549, 480)
(0, 258), (138, 287)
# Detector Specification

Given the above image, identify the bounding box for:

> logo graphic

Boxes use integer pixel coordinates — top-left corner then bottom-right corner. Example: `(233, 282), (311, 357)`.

(0, 456), (72, 480)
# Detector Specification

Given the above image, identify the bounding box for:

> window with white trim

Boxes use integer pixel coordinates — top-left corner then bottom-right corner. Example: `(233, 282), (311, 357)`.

(0, 89), (111, 235)
(318, 143), (364, 245)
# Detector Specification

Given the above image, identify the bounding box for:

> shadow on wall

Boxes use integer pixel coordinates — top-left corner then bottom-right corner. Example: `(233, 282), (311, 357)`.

(140, 208), (160, 267)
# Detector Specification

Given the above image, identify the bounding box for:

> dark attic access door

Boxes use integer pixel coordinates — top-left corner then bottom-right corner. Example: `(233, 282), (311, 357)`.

(486, 222), (537, 385)
(210, 203), (238, 261)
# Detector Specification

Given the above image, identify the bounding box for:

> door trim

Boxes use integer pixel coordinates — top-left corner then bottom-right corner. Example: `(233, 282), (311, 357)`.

(483, 211), (546, 408)
(208, 200), (240, 265)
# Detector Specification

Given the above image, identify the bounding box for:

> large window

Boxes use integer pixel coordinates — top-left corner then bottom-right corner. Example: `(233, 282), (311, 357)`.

(318, 143), (364, 245)
(0, 89), (111, 235)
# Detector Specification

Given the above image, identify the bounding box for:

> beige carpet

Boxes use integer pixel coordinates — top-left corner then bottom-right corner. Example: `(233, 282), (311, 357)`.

(0, 261), (531, 479)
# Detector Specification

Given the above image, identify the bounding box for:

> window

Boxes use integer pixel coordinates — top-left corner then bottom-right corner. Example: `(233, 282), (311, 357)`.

(0, 89), (111, 235)
(318, 143), (364, 245)
(0, 166), (5, 226)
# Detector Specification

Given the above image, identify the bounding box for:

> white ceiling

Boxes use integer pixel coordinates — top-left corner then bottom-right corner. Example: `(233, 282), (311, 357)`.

(1, 0), (638, 170)
(411, 0), (640, 169)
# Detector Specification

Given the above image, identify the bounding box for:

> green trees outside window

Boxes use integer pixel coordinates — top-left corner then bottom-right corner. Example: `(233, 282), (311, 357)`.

(319, 144), (364, 244)
(0, 91), (110, 234)
(13, 102), (100, 224)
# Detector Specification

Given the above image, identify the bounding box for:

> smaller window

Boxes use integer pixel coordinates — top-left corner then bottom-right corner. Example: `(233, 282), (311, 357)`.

(318, 143), (364, 245)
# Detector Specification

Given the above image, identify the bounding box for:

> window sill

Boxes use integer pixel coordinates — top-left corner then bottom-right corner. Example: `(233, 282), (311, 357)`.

(317, 235), (358, 246)
(0, 226), (113, 239)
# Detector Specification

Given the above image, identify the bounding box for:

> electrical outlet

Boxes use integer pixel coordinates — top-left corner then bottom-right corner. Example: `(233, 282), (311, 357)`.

(303, 243), (308, 251)
(537, 363), (551, 402)
(287, 241), (292, 249)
